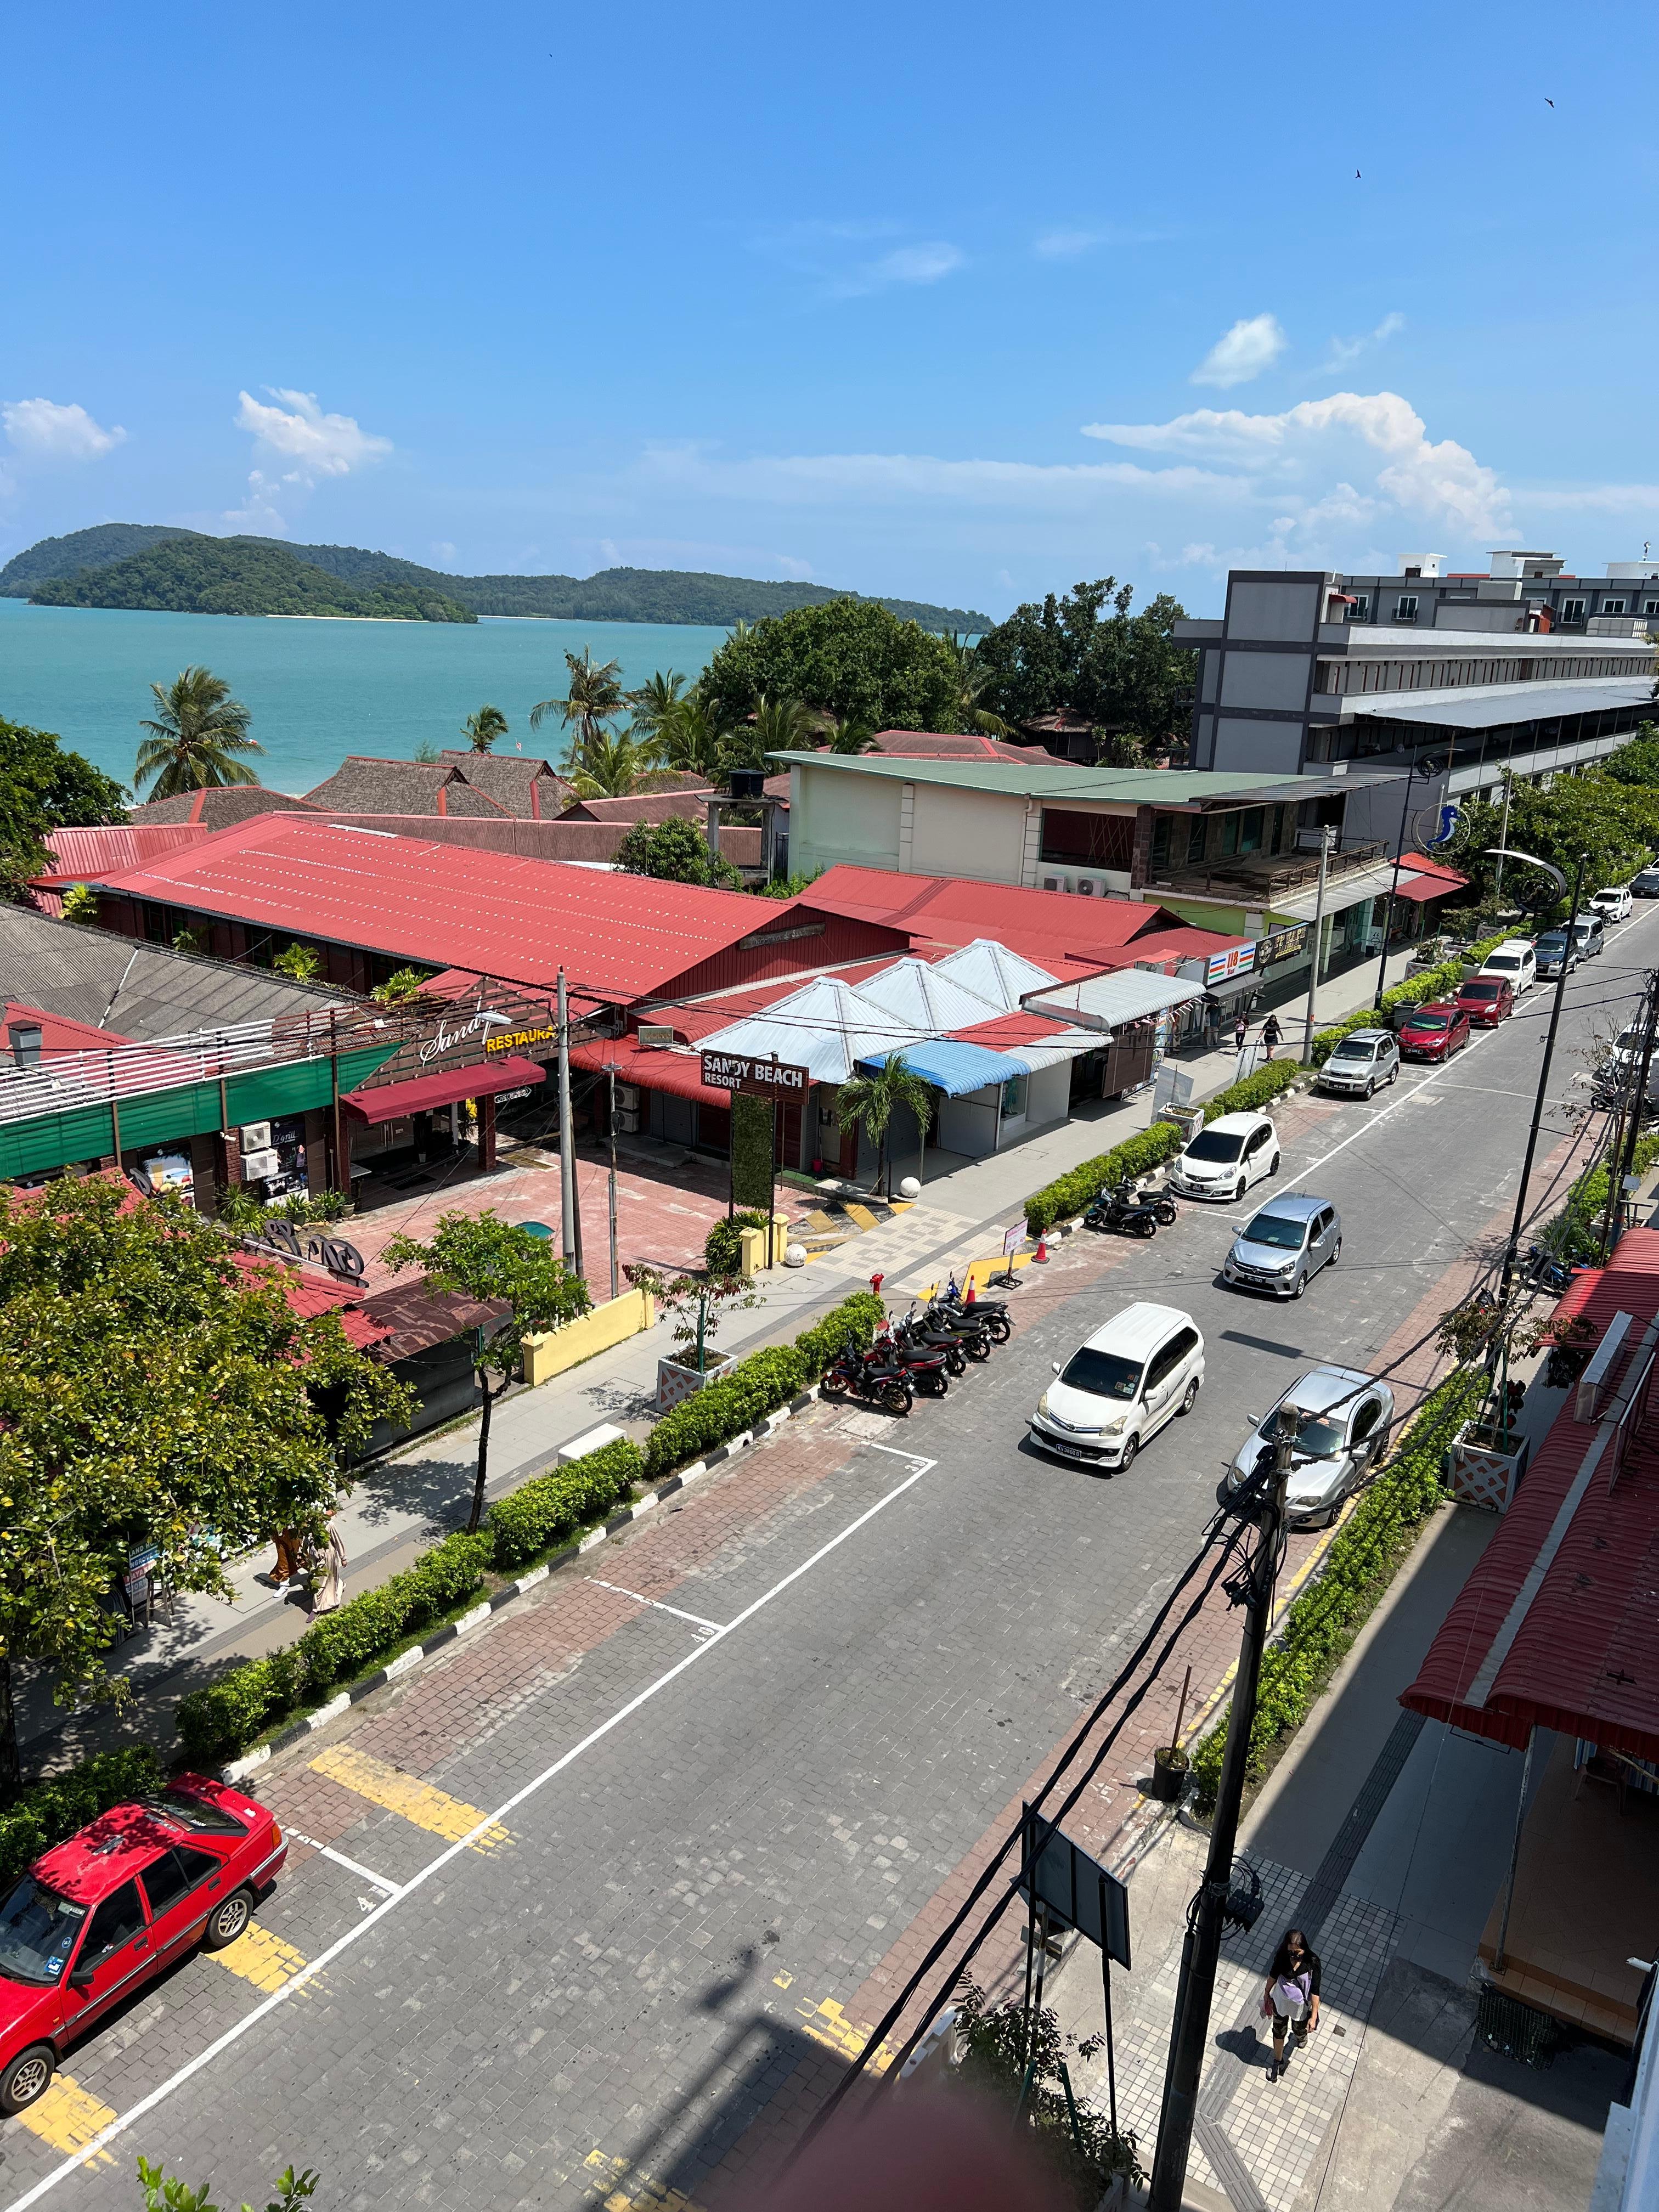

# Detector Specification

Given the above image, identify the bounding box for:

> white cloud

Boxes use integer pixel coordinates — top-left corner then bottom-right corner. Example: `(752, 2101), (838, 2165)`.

(832, 241), (965, 298)
(1190, 313), (1288, 390)
(430, 540), (458, 565)
(1034, 229), (1099, 260)
(1323, 311), (1406, 371)
(233, 388), (392, 484)
(3, 397), (126, 461)
(222, 469), (289, 533)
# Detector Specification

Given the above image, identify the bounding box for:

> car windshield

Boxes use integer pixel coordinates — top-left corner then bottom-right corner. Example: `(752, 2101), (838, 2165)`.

(1410, 1014), (1451, 1032)
(1462, 983), (1501, 1001)
(1184, 1130), (1244, 1163)
(1485, 956), (1520, 972)
(1244, 1214), (1308, 1250)
(1330, 1040), (1374, 1061)
(1537, 934), (1567, 953)
(1059, 1348), (1142, 1401)
(1259, 1409), (1345, 1457)
(0, 1877), (87, 1987)
(140, 1788), (245, 1837)
(1571, 921), (1596, 939)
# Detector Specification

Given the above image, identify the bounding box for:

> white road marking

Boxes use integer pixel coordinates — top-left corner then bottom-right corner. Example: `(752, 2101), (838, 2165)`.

(281, 1831), (404, 1898)
(0, 1456), (937, 2212)
(590, 1579), (726, 1634)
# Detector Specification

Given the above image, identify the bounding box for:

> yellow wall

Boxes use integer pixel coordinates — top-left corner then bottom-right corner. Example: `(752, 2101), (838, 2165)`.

(521, 1288), (655, 1386)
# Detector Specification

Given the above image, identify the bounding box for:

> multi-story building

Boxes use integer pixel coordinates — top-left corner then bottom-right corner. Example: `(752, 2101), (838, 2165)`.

(1175, 558), (1657, 848)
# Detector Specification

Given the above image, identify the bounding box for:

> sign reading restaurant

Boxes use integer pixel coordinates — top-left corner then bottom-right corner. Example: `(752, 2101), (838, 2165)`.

(698, 1051), (811, 1098)
(486, 1022), (557, 1057)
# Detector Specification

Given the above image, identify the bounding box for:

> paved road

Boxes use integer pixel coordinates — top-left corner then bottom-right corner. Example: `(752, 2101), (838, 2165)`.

(8, 910), (1655, 2212)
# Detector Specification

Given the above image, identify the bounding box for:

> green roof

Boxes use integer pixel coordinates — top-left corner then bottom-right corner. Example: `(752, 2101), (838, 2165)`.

(768, 753), (1396, 805)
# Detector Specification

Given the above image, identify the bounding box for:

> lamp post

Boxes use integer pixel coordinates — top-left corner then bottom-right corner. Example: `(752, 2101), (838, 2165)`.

(1372, 754), (1443, 1011)
(1491, 845), (1584, 1300)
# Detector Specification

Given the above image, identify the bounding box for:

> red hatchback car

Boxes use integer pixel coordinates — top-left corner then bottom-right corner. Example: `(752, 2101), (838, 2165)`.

(0, 1776), (284, 2113)
(1455, 975), (1515, 1028)
(1398, 1001), (1471, 1061)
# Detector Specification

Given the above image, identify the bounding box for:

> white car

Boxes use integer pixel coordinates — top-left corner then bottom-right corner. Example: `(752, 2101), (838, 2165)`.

(1029, 1301), (1203, 1473)
(1592, 885), (1634, 924)
(1170, 1110), (1281, 1203)
(1224, 1365), (1396, 1528)
(1480, 940), (1537, 995)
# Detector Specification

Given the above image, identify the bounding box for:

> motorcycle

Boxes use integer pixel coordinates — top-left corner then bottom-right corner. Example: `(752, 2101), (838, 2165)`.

(1084, 1182), (1162, 1239)
(933, 1286), (1013, 1345)
(876, 1322), (952, 1397)
(826, 1345), (913, 1416)
(1524, 1243), (1573, 1296)
(922, 1299), (995, 1361)
(896, 1309), (969, 1375)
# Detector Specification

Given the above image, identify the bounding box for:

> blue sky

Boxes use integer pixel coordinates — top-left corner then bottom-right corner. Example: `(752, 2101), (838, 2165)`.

(4, 2), (1656, 619)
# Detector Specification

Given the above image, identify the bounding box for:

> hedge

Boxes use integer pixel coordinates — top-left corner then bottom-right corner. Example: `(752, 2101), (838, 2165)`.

(1309, 928), (1513, 1065)
(0, 1746), (165, 1891)
(1541, 1129), (1659, 1268)
(1189, 1364), (1484, 1810)
(488, 1437), (645, 1571)
(1201, 1057), (1302, 1121)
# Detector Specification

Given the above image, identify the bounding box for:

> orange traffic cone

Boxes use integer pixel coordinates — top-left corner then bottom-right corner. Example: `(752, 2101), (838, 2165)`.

(1035, 1234), (1049, 1263)
(966, 1276), (978, 1305)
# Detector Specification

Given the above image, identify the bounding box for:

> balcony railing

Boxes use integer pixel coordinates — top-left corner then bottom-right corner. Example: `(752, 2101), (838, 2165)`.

(1146, 837), (1387, 905)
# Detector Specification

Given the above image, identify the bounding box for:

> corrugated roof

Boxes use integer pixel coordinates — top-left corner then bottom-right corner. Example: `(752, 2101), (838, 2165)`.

(799, 864), (1175, 956)
(1353, 678), (1656, 730)
(929, 939), (1062, 1011)
(854, 956), (1002, 1032)
(43, 826), (211, 879)
(858, 1038), (1025, 1097)
(696, 975), (924, 1086)
(771, 753), (1404, 803)
(950, 1008), (1099, 1073)
(1023, 969), (1206, 1029)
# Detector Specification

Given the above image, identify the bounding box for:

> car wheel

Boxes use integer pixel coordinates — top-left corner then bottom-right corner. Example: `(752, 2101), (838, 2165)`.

(1234, 1178), (1248, 1203)
(1177, 1378), (1200, 1416)
(1388, 1063), (1398, 1085)
(1118, 1433), (1138, 1470)
(1329, 1237), (1341, 1266)
(1363, 1078), (1375, 1099)
(0, 2045), (56, 2114)
(1269, 1152), (1280, 1176)
(203, 1887), (254, 1950)
(1290, 1269), (1306, 1299)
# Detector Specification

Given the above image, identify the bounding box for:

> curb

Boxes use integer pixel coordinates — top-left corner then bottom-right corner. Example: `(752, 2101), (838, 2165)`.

(217, 1385), (824, 1785)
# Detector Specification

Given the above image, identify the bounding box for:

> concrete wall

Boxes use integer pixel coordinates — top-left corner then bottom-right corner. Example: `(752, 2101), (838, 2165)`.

(1212, 718), (1305, 774)
(793, 764), (902, 873)
(906, 783), (1029, 884)
(938, 1084), (1001, 1157)
(522, 1287), (655, 1386)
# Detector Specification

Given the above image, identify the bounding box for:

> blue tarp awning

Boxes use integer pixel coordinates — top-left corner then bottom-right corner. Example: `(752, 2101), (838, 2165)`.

(857, 1040), (1025, 1098)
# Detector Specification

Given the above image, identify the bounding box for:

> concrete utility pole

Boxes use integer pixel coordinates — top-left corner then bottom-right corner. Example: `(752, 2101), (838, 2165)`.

(1496, 849), (1586, 1301)
(1300, 827), (1335, 1063)
(607, 1065), (620, 1302)
(557, 968), (577, 1272)
(1148, 1406), (1296, 2212)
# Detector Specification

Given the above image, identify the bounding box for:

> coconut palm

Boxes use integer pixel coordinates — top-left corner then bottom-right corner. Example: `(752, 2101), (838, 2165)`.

(823, 713), (878, 754)
(833, 1054), (935, 1197)
(529, 648), (626, 769)
(722, 692), (814, 776)
(461, 704), (509, 753)
(941, 633), (1011, 736)
(627, 670), (690, 741)
(568, 726), (661, 800)
(134, 668), (263, 799)
(650, 698), (730, 782)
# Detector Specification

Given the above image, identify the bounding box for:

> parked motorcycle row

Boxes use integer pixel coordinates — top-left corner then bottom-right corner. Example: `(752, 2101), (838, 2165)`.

(1084, 1180), (1178, 1238)
(825, 1285), (1014, 1415)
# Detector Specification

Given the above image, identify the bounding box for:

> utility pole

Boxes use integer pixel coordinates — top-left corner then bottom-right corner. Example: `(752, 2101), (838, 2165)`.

(607, 1064), (620, 1302)
(557, 968), (577, 1272)
(1373, 755), (1440, 1011)
(1612, 968), (1659, 1251)
(1498, 850), (1588, 1302)
(1148, 1407), (1296, 2212)
(1300, 826), (1335, 1063)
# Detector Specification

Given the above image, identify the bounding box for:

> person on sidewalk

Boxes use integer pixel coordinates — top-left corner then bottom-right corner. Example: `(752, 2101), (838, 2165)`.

(307, 1513), (348, 1615)
(1261, 1927), (1321, 2080)
(256, 1530), (303, 1591)
(1234, 1010), (1248, 1056)
(1261, 1012), (1283, 1060)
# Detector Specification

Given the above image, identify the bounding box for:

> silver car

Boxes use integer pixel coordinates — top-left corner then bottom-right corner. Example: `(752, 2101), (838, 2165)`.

(1317, 1029), (1400, 1098)
(1222, 1193), (1340, 1299)
(1226, 1365), (1395, 1528)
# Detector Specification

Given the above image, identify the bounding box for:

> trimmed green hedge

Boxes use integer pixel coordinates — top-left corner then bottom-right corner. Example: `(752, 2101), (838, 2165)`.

(1189, 1365), (1483, 1810)
(1541, 1129), (1659, 1267)
(1201, 1057), (1302, 1121)
(0, 1747), (165, 1891)
(489, 1438), (644, 1571)
(1310, 929), (1513, 1065)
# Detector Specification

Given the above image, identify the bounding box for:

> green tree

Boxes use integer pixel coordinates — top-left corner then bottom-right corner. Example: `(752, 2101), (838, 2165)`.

(1600, 721), (1659, 789)
(137, 2155), (319, 2212)
(381, 1212), (590, 1531)
(272, 943), (323, 981)
(833, 1054), (935, 1196)
(721, 693), (814, 775)
(627, 670), (690, 741)
(460, 704), (509, 753)
(135, 668), (263, 799)
(648, 697), (729, 781)
(1441, 769), (1659, 918)
(973, 579), (1193, 758)
(940, 633), (1011, 735)
(0, 718), (126, 900)
(371, 967), (430, 1004)
(698, 598), (966, 735)
(0, 1178), (413, 1793)
(568, 725), (661, 799)
(822, 713), (877, 754)
(613, 816), (740, 888)
(529, 648), (627, 769)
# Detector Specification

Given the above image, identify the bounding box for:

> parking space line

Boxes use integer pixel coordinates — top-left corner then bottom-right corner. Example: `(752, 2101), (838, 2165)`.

(590, 1579), (726, 1634)
(283, 1829), (404, 1896)
(307, 1746), (510, 1849)
(207, 1925), (309, 1994)
(12, 2076), (116, 2165)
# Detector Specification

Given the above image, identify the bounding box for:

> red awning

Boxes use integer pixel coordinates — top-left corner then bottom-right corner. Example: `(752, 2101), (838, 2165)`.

(342, 1055), (547, 1125)
(1394, 868), (1468, 905)
(569, 1036), (730, 1109)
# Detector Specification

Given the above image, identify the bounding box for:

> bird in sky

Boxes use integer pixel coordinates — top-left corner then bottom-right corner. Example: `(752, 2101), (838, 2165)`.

(1545, 97), (1554, 106)
(1355, 168), (1362, 179)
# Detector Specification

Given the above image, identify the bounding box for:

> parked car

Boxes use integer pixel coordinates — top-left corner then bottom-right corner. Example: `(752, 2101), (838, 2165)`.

(1535, 928), (1579, 980)
(1632, 867), (1659, 899)
(1397, 1001), (1471, 1061)
(1222, 1193), (1341, 1299)
(1224, 1365), (1396, 1528)
(1316, 1029), (1400, 1099)
(1170, 1111), (1281, 1203)
(1570, 912), (1606, 961)
(1454, 974), (1515, 1028)
(1029, 1301), (1203, 1472)
(1479, 939), (1537, 995)
(1592, 885), (1634, 924)
(0, 1778), (285, 2113)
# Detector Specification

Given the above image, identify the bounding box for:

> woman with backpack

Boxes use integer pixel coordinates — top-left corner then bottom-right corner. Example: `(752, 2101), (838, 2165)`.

(1261, 1926), (1321, 2081)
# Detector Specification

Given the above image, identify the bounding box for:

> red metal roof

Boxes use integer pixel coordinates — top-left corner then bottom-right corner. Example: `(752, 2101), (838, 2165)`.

(569, 1033), (730, 1108)
(229, 1253), (393, 1351)
(947, 1009), (1072, 1048)
(1402, 1228), (1659, 1762)
(80, 814), (792, 1003)
(798, 865), (1231, 967)
(3, 1000), (135, 1054)
(342, 1055), (548, 1124)
(42, 825), (215, 881)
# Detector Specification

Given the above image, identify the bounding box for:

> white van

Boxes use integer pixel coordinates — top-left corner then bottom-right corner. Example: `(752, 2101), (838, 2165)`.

(1029, 1301), (1204, 1472)
(1480, 940), (1537, 996)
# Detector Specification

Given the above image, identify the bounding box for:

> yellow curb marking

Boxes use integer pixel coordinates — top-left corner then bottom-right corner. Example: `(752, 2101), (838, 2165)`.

(582, 2148), (705, 2212)
(309, 1745), (509, 1848)
(918, 1248), (1033, 1300)
(15, 2074), (117, 2164)
(208, 1922), (309, 1993)
(772, 1969), (794, 1989)
(795, 1995), (896, 2073)
(842, 1203), (879, 1232)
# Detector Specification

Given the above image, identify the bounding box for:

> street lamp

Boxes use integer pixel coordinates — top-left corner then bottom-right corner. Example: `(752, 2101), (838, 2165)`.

(1372, 754), (1444, 1011)
(1489, 845), (1585, 1300)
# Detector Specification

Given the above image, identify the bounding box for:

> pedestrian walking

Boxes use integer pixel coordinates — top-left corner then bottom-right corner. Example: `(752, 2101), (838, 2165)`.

(307, 1513), (348, 1615)
(1260, 1927), (1321, 2081)
(1233, 1010), (1248, 1055)
(256, 1530), (303, 1591)
(1261, 1012), (1283, 1059)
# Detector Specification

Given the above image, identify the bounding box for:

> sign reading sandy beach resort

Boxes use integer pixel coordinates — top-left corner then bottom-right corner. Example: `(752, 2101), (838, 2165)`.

(699, 1052), (811, 1097)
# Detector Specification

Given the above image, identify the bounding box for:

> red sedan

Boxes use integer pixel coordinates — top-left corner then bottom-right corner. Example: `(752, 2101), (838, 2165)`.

(1398, 1001), (1472, 1061)
(1455, 975), (1515, 1028)
(0, 1776), (285, 2113)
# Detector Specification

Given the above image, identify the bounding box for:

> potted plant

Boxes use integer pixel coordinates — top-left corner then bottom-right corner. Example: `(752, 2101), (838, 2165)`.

(629, 1267), (761, 1413)
(1148, 1666), (1193, 1803)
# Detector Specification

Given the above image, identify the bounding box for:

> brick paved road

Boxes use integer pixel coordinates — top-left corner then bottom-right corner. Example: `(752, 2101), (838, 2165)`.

(8, 913), (1655, 2212)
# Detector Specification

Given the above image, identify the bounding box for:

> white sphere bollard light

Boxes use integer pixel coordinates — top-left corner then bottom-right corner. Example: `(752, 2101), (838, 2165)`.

(898, 1176), (921, 1199)
(783, 1242), (807, 1267)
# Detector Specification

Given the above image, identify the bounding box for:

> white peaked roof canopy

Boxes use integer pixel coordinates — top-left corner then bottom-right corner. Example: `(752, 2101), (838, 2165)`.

(854, 956), (1002, 1032)
(696, 975), (925, 1086)
(1023, 968), (1205, 1030)
(929, 939), (1059, 1013)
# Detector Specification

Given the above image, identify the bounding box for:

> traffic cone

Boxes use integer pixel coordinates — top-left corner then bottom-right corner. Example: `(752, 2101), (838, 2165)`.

(1035, 1234), (1050, 1263)
(966, 1276), (978, 1306)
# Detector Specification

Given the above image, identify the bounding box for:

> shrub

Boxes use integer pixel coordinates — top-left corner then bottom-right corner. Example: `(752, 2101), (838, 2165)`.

(1024, 1122), (1183, 1237)
(704, 1211), (768, 1276)
(1188, 1366), (1483, 1810)
(1539, 1129), (1659, 1267)
(0, 1747), (165, 1891)
(1201, 1057), (1301, 1121)
(488, 1438), (645, 1571)
(794, 1290), (886, 1380)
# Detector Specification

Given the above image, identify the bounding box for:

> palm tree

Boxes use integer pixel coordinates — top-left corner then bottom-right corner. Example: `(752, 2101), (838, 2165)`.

(134, 668), (263, 799)
(823, 713), (878, 754)
(461, 704), (509, 753)
(649, 698), (729, 782)
(569, 726), (660, 800)
(723, 692), (814, 776)
(941, 633), (1011, 736)
(834, 1055), (935, 1197)
(529, 648), (626, 770)
(627, 670), (689, 742)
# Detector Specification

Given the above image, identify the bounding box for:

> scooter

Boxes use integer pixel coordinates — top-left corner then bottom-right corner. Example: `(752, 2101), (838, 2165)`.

(922, 1300), (994, 1360)
(1084, 1182), (1161, 1238)
(876, 1322), (952, 1397)
(1524, 1243), (1573, 1296)
(826, 1345), (913, 1416)
(933, 1286), (1014, 1345)
(897, 1308), (969, 1375)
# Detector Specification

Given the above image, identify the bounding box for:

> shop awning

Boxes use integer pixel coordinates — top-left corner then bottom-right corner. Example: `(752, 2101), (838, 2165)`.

(1394, 868), (1468, 905)
(342, 1055), (547, 1125)
(1020, 968), (1204, 1032)
(857, 1039), (1025, 1097)
(569, 1037), (730, 1109)
(950, 1010), (1102, 1074)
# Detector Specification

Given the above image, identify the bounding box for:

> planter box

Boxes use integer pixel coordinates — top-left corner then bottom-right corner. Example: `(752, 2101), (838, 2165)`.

(656, 1350), (733, 1415)
(1446, 1420), (1529, 1513)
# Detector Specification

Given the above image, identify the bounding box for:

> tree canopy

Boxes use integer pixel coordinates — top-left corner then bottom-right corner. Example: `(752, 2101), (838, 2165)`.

(27, 537), (475, 623)
(613, 816), (740, 888)
(0, 718), (127, 901)
(1440, 755), (1659, 918)
(698, 599), (969, 736)
(973, 578), (1193, 758)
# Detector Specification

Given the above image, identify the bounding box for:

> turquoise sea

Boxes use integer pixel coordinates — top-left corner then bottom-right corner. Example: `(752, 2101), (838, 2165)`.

(0, 598), (733, 797)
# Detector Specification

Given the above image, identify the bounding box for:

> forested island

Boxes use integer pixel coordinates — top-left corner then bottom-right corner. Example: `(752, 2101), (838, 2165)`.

(0, 524), (992, 631)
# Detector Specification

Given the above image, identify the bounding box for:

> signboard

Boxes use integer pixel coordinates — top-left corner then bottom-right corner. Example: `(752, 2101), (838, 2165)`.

(1002, 1224), (1022, 1257)
(493, 1087), (534, 1104)
(1018, 1805), (1131, 1967)
(636, 1024), (676, 1049)
(1253, 921), (1310, 972)
(126, 1544), (159, 1607)
(484, 1022), (556, 1058)
(1205, 941), (1255, 988)
(699, 1052), (811, 1098)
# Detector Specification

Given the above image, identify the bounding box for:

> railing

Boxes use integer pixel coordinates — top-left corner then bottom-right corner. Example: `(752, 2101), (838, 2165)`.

(1146, 838), (1387, 904)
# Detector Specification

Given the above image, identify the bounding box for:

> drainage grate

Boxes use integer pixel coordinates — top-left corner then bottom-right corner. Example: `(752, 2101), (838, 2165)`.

(1476, 1985), (1559, 2067)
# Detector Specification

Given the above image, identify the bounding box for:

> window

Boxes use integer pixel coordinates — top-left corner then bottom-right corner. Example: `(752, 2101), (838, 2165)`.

(1186, 816), (1207, 865)
(1000, 1073), (1028, 1120)
(1603, 599), (1628, 616)
(140, 1852), (192, 1918)
(0, 1880), (87, 1985)
(1238, 807), (1265, 853)
(1038, 809), (1134, 871)
(78, 1881), (146, 1970)
(1350, 1398), (1383, 1443)
(1245, 1124), (1271, 1153)
(1645, 600), (1659, 617)
(1150, 816), (1171, 874)
(1059, 1348), (1140, 1400)
(1561, 597), (1586, 623)
(1351, 593), (1370, 620)
(1395, 595), (1419, 622)
(1146, 1337), (1187, 1391)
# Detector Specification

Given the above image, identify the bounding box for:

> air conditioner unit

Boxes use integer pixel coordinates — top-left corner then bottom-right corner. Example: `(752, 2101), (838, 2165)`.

(614, 1084), (641, 1110)
(241, 1148), (279, 1181)
(1040, 873), (1072, 894)
(613, 1108), (641, 1134)
(1075, 875), (1104, 898)
(238, 1122), (272, 1153)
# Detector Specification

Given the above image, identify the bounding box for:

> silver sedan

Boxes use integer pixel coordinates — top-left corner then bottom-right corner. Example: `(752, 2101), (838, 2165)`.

(1226, 1365), (1395, 1528)
(1222, 1193), (1340, 1299)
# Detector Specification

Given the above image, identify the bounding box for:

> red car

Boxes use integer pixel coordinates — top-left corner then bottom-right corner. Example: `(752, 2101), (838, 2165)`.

(0, 1776), (284, 2113)
(1455, 975), (1515, 1028)
(1398, 1001), (1471, 1061)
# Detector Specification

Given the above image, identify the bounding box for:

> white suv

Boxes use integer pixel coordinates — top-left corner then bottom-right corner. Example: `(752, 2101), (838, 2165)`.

(1030, 1302), (1204, 1472)
(1480, 940), (1537, 995)
(1592, 885), (1634, 924)
(1171, 1110), (1281, 1203)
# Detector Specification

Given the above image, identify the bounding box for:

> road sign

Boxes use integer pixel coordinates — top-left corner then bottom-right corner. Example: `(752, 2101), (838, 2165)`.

(1002, 1224), (1022, 1258)
(699, 1051), (811, 1098)
(1018, 1805), (1131, 1967)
